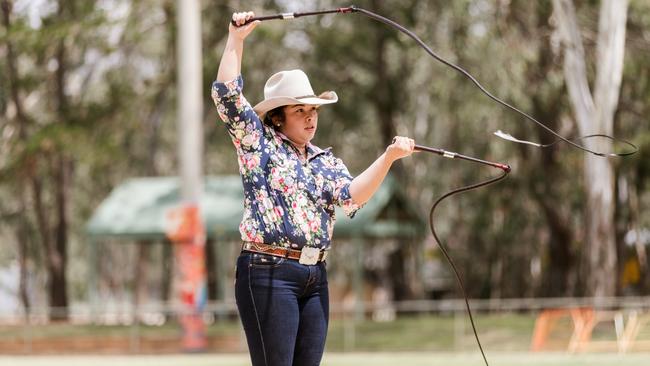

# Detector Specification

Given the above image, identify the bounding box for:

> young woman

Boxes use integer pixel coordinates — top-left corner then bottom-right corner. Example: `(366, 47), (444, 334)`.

(212, 11), (414, 366)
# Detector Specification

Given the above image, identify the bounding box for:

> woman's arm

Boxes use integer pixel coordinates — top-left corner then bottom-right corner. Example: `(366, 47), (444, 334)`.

(211, 11), (266, 156)
(349, 136), (414, 205)
(216, 12), (259, 82)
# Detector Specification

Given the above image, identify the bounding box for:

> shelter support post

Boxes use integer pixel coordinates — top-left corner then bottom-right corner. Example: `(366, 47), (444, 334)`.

(352, 236), (365, 321)
(88, 238), (98, 323)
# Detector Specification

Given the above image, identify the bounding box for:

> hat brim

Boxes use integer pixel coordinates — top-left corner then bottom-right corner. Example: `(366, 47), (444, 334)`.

(253, 91), (338, 120)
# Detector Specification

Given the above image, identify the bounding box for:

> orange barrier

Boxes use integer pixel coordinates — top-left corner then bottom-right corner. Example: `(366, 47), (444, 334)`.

(531, 307), (594, 352)
(532, 307), (650, 353)
(165, 204), (208, 352)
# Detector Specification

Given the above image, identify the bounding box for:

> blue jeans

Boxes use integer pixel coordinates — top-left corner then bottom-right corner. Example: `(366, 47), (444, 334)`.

(235, 252), (329, 366)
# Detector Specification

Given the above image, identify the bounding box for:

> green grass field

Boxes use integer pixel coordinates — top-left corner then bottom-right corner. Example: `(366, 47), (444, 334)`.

(0, 313), (544, 353)
(2, 312), (649, 365)
(1, 353), (649, 366)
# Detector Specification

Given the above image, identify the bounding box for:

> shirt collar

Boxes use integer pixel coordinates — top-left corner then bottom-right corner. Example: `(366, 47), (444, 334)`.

(276, 131), (331, 161)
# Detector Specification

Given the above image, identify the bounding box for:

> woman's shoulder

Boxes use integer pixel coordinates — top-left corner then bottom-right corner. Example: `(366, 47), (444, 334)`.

(211, 75), (245, 100)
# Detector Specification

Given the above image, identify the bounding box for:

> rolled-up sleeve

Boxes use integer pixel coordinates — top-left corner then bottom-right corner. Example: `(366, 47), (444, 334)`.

(332, 158), (363, 218)
(211, 75), (265, 153)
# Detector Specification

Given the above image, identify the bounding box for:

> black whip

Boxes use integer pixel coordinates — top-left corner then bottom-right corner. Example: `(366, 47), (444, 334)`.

(415, 144), (511, 173)
(233, 5), (637, 157)
(411, 141), (512, 366)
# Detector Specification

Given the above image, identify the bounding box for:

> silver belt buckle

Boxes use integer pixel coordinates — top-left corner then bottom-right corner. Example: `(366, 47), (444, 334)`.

(299, 246), (320, 265)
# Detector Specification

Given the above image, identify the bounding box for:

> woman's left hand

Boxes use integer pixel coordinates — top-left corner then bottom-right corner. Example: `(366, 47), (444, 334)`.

(386, 136), (415, 162)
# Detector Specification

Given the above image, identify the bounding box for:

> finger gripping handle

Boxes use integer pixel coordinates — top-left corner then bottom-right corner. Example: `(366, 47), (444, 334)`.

(231, 14), (282, 27)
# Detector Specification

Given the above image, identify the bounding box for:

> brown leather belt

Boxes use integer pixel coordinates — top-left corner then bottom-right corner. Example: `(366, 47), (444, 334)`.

(242, 241), (328, 264)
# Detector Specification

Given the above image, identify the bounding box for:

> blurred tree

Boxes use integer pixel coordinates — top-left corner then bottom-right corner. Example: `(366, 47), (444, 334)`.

(553, 0), (628, 297)
(1, 0), (77, 319)
(1, 0), (33, 312)
(1, 0), (181, 317)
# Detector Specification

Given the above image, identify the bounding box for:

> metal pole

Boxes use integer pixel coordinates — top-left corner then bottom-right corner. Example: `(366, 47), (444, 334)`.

(175, 0), (206, 352)
(177, 0), (203, 199)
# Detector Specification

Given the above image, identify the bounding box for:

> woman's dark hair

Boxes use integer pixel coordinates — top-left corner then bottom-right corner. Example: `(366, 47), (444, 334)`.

(263, 106), (286, 129)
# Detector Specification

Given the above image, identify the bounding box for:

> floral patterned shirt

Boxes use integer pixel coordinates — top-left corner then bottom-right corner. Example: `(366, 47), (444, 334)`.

(211, 75), (361, 250)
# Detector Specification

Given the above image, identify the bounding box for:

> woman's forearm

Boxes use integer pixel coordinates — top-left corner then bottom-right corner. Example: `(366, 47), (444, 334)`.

(348, 136), (415, 205)
(349, 152), (394, 206)
(217, 36), (244, 82)
(216, 12), (259, 83)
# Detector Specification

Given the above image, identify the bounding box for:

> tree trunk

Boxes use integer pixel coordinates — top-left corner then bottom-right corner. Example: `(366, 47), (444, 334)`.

(521, 1), (576, 297)
(583, 155), (616, 297)
(38, 0), (79, 320)
(552, 0), (628, 297)
(371, 0), (398, 147)
(49, 153), (71, 320)
(529, 72), (575, 298)
(628, 181), (648, 292)
(16, 194), (31, 313)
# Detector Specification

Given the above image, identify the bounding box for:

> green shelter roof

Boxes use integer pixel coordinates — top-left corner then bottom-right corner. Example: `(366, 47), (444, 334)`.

(86, 175), (425, 240)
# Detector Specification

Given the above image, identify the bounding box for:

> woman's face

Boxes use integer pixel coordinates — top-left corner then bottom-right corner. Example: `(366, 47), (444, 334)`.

(279, 104), (320, 147)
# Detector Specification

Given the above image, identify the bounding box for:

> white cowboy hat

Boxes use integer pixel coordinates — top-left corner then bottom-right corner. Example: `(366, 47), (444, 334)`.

(253, 69), (338, 119)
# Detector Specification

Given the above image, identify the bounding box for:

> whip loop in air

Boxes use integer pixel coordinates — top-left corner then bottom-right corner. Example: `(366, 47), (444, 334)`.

(233, 6), (639, 365)
(233, 5), (638, 157)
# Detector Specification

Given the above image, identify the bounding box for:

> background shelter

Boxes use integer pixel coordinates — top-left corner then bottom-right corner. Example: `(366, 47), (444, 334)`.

(85, 175), (426, 317)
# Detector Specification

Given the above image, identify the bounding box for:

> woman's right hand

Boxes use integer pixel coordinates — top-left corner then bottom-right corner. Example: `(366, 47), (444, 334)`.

(229, 12), (260, 41)
(385, 136), (415, 162)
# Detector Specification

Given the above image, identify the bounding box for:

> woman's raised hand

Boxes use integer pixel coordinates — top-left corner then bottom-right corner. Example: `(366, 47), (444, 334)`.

(229, 12), (260, 41)
(386, 136), (415, 162)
